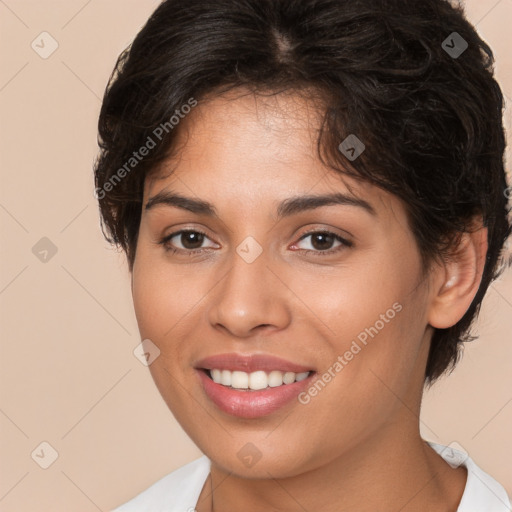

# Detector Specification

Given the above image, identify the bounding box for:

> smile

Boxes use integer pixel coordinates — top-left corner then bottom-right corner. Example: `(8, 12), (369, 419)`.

(208, 369), (312, 390)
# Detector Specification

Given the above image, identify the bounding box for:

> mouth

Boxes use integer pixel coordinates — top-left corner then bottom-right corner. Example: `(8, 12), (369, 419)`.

(193, 353), (317, 418)
(199, 368), (315, 391)
(196, 368), (317, 418)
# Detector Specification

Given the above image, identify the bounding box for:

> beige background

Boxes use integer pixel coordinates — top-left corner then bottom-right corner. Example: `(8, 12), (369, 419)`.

(0, 1), (511, 510)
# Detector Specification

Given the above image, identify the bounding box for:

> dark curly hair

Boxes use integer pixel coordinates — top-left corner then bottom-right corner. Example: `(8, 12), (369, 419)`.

(94, 0), (511, 384)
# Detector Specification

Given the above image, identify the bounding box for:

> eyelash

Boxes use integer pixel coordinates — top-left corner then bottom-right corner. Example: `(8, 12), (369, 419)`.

(157, 229), (353, 257)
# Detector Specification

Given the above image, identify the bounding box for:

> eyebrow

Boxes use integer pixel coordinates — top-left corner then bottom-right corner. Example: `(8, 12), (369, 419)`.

(145, 190), (376, 218)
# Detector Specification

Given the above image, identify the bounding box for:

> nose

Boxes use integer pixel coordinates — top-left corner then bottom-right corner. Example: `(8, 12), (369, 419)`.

(208, 245), (292, 338)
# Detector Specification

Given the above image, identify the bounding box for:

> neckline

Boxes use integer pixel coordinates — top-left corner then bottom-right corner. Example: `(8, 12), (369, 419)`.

(193, 442), (510, 511)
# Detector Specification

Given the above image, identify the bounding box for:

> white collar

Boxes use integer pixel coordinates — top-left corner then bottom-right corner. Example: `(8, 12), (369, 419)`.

(428, 441), (511, 511)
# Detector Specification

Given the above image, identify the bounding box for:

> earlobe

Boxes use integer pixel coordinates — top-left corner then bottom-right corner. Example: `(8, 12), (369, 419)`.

(428, 223), (488, 329)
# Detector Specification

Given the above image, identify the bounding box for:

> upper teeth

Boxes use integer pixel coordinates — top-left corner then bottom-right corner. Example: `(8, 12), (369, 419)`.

(209, 369), (311, 390)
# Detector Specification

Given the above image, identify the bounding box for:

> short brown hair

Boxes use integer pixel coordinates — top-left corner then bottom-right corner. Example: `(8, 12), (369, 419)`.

(94, 0), (511, 383)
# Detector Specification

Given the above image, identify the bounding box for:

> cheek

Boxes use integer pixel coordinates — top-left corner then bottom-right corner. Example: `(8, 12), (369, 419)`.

(131, 251), (203, 408)
(132, 238), (192, 322)
(312, 246), (427, 395)
(300, 300), (425, 446)
(131, 247), (206, 361)
(312, 254), (412, 346)
(324, 284), (428, 423)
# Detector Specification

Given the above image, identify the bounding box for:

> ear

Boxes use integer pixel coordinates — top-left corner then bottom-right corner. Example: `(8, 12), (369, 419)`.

(428, 220), (488, 329)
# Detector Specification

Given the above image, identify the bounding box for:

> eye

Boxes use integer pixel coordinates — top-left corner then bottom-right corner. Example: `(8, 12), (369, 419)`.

(158, 228), (353, 257)
(291, 230), (353, 256)
(158, 229), (218, 254)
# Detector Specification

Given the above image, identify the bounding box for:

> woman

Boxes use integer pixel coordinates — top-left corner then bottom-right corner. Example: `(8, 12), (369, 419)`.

(95, 0), (512, 510)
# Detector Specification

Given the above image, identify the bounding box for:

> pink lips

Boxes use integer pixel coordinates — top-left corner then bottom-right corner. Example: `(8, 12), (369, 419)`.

(194, 353), (314, 373)
(194, 353), (316, 419)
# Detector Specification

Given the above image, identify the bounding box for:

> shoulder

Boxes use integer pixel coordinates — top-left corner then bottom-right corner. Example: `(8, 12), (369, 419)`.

(428, 441), (511, 512)
(111, 455), (211, 512)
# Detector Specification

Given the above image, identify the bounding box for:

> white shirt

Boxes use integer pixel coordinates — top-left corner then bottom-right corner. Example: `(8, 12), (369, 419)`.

(111, 441), (511, 511)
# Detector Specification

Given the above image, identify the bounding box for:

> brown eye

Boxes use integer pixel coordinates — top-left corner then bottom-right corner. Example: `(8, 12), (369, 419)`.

(178, 231), (205, 249)
(309, 232), (336, 250)
(159, 229), (218, 254)
(293, 230), (353, 256)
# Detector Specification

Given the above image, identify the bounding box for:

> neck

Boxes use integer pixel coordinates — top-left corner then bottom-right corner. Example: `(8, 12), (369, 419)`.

(197, 422), (466, 512)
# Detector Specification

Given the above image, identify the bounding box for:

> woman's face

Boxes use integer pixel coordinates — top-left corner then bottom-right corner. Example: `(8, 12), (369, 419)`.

(131, 89), (437, 478)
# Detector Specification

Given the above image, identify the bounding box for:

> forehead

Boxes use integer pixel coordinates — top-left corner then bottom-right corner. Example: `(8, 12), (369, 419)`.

(147, 88), (324, 181)
(143, 88), (400, 222)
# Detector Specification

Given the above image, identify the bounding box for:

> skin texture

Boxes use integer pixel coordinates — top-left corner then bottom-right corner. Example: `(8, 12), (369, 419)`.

(131, 88), (487, 511)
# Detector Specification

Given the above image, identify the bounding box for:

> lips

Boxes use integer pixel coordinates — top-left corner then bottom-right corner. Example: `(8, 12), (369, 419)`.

(193, 353), (317, 418)
(196, 368), (316, 418)
(194, 353), (315, 373)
